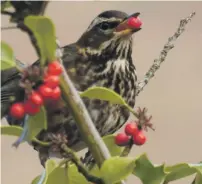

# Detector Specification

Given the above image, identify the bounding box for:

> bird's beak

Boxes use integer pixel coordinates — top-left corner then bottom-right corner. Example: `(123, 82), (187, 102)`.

(114, 12), (142, 36)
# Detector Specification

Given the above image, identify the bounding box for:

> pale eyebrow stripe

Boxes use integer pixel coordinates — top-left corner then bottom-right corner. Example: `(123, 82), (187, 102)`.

(87, 17), (122, 31)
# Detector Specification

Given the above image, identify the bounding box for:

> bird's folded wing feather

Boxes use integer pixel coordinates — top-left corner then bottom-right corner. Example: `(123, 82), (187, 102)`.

(1, 43), (82, 119)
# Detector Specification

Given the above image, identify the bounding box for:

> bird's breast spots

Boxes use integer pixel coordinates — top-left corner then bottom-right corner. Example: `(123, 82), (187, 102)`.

(89, 109), (100, 122)
(66, 67), (76, 76)
(78, 48), (88, 58)
(101, 107), (122, 134)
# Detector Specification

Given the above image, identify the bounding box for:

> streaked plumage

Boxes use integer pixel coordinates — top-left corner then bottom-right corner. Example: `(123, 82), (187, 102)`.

(1, 10), (141, 165)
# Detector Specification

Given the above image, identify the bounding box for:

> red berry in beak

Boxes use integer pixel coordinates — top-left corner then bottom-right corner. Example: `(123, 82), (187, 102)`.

(127, 17), (142, 29)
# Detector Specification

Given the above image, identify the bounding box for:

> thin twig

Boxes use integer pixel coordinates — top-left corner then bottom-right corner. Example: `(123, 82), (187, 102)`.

(61, 143), (104, 184)
(1, 26), (18, 30)
(58, 159), (71, 168)
(124, 104), (139, 119)
(1, 10), (14, 16)
(120, 138), (134, 157)
(32, 138), (51, 147)
(136, 12), (196, 96)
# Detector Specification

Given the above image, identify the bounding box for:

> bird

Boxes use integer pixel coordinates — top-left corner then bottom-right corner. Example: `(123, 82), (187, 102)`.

(1, 10), (142, 166)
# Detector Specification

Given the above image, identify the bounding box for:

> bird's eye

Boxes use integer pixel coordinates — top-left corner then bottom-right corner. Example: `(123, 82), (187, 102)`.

(99, 22), (110, 30)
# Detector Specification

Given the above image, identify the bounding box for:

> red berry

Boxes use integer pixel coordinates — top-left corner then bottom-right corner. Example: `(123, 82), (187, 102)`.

(24, 101), (40, 115)
(28, 92), (43, 106)
(125, 122), (139, 136)
(127, 17), (142, 29)
(47, 61), (62, 76)
(44, 75), (60, 89)
(50, 86), (61, 100)
(38, 85), (53, 99)
(10, 103), (25, 119)
(133, 131), (146, 146)
(115, 133), (130, 146)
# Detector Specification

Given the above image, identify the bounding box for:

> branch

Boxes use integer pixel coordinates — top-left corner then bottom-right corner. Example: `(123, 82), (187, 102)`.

(56, 43), (126, 184)
(1, 10), (14, 16)
(32, 138), (51, 147)
(61, 143), (104, 184)
(136, 12), (196, 96)
(57, 46), (111, 166)
(120, 138), (134, 157)
(1, 26), (18, 30)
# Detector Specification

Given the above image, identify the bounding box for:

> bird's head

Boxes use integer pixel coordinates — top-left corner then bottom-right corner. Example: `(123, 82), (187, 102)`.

(77, 10), (142, 58)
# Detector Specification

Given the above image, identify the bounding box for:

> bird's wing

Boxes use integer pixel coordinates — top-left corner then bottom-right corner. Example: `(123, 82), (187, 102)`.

(1, 60), (24, 86)
(1, 62), (24, 118)
(1, 43), (82, 119)
(61, 43), (83, 83)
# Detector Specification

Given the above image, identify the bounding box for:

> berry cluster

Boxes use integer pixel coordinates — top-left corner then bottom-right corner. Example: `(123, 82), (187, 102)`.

(9, 61), (63, 119)
(115, 122), (146, 146)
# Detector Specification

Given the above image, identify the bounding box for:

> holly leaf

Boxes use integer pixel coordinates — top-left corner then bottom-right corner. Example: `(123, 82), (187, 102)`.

(100, 156), (136, 184)
(80, 87), (127, 105)
(133, 154), (202, 184)
(1, 1), (12, 11)
(0, 125), (23, 137)
(43, 159), (57, 184)
(31, 175), (41, 184)
(133, 154), (167, 184)
(32, 160), (57, 184)
(26, 106), (47, 141)
(43, 160), (57, 183)
(66, 164), (89, 184)
(88, 135), (124, 177)
(45, 167), (67, 184)
(46, 160), (57, 173)
(193, 173), (202, 184)
(164, 162), (202, 183)
(24, 16), (56, 66)
(1, 42), (16, 70)
(42, 163), (89, 184)
(103, 135), (124, 156)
